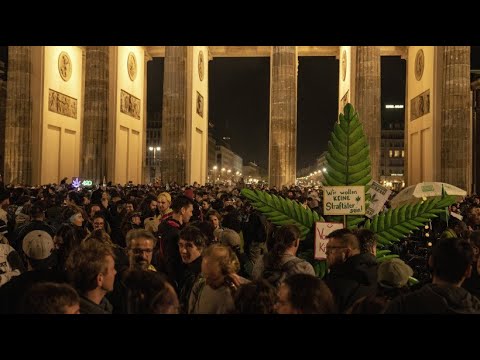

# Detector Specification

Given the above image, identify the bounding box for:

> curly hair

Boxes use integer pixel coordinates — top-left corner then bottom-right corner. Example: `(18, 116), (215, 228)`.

(232, 279), (277, 314)
(202, 244), (240, 275)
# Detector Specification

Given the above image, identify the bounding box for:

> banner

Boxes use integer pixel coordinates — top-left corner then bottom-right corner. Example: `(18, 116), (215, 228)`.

(323, 186), (365, 215)
(314, 222), (344, 260)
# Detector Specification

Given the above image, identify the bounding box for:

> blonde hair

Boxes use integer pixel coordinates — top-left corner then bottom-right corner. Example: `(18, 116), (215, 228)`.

(203, 244), (240, 275)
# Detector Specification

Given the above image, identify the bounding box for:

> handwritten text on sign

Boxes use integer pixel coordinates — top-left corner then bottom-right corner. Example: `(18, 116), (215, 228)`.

(314, 222), (344, 260)
(323, 186), (365, 215)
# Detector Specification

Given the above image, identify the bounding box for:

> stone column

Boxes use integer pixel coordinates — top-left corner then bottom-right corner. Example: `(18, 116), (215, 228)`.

(161, 46), (187, 185)
(354, 46), (381, 182)
(4, 46), (32, 185)
(0, 60), (6, 175)
(472, 76), (480, 194)
(441, 46), (471, 191)
(269, 46), (297, 188)
(82, 46), (109, 183)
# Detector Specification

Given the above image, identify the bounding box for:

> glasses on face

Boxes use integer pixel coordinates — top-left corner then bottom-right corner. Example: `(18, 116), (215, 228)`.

(325, 246), (347, 254)
(130, 248), (153, 255)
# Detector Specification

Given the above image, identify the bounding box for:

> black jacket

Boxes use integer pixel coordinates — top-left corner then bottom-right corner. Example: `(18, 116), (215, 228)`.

(325, 253), (378, 313)
(385, 283), (480, 314)
(156, 218), (184, 289)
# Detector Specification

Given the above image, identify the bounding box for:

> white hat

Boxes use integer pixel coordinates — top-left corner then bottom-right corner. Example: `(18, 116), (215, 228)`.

(22, 230), (54, 260)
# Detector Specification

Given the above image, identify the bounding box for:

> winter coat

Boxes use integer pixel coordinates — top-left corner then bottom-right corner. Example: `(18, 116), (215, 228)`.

(324, 252), (378, 313)
(385, 283), (480, 314)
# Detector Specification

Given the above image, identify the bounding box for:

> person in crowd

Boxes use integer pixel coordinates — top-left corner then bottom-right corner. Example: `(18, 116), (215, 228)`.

(66, 241), (117, 314)
(156, 195), (194, 288)
(207, 210), (223, 231)
(123, 270), (179, 314)
(252, 224), (314, 287)
(189, 244), (249, 314)
(218, 228), (252, 278)
(386, 237), (480, 314)
(21, 282), (80, 314)
(463, 231), (480, 298)
(231, 279), (277, 314)
(177, 225), (206, 313)
(347, 258), (412, 314)
(324, 229), (378, 313)
(275, 274), (336, 314)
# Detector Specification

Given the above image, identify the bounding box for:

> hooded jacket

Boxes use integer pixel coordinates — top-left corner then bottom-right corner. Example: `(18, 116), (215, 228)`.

(385, 283), (480, 314)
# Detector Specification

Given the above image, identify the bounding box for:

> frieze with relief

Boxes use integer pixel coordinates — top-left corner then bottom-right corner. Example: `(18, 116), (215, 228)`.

(120, 90), (141, 119)
(48, 89), (77, 119)
(410, 89), (430, 121)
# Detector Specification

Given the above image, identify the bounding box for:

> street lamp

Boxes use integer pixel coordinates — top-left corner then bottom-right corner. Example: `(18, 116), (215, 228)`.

(148, 146), (161, 182)
(213, 165), (218, 184)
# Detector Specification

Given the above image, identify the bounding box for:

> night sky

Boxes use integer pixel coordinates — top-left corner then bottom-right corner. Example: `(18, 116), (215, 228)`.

(206, 56), (405, 171)
(145, 47), (480, 172)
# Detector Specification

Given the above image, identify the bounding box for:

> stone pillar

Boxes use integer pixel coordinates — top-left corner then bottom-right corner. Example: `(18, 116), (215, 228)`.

(441, 46), (471, 191)
(269, 46), (297, 188)
(0, 58), (6, 175)
(4, 46), (32, 185)
(472, 76), (480, 194)
(161, 46), (187, 185)
(354, 46), (381, 182)
(82, 46), (109, 183)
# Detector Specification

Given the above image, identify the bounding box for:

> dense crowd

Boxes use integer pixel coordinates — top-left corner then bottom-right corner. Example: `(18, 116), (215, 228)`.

(0, 179), (479, 314)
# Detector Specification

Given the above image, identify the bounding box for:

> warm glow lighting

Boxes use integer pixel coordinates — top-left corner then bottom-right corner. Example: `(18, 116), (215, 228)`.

(213, 165), (217, 170)
(149, 147), (154, 151)
(322, 167), (327, 172)
(156, 147), (161, 151)
(221, 168), (226, 172)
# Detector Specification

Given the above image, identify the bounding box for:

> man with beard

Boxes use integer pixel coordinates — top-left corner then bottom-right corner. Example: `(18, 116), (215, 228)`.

(107, 229), (161, 313)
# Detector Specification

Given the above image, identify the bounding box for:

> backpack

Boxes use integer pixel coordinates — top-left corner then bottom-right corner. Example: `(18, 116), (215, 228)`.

(262, 257), (304, 288)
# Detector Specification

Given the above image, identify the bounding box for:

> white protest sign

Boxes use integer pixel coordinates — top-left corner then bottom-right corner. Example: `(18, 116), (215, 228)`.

(314, 222), (344, 260)
(365, 181), (392, 218)
(323, 186), (365, 215)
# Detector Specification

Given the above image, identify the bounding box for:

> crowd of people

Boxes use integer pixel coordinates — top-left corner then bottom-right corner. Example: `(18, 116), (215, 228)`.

(0, 179), (479, 314)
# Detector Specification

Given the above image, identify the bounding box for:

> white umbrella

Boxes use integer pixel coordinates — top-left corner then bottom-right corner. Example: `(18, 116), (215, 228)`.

(390, 182), (467, 208)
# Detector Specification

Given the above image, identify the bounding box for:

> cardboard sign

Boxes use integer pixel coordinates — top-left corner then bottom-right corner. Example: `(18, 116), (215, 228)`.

(365, 181), (392, 218)
(314, 222), (344, 260)
(323, 186), (365, 215)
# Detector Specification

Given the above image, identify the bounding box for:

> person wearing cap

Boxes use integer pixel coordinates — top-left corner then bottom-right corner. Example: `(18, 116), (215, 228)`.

(386, 237), (480, 314)
(0, 229), (65, 313)
(347, 258), (413, 314)
(14, 203), (56, 262)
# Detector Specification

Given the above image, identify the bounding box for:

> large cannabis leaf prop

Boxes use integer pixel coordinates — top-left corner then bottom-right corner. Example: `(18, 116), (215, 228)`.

(323, 103), (371, 228)
(324, 103), (371, 187)
(364, 195), (456, 247)
(241, 188), (323, 239)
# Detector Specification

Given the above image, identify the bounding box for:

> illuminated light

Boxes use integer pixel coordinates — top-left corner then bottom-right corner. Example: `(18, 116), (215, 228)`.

(322, 167), (327, 172)
(425, 233), (430, 238)
(221, 168), (226, 172)
(148, 146), (154, 151)
(156, 146), (161, 151)
(427, 242), (432, 247)
(82, 180), (93, 187)
(394, 105), (404, 109)
(422, 196), (427, 201)
(213, 166), (217, 170)
(385, 105), (394, 109)
(72, 178), (81, 188)
(424, 225), (429, 230)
